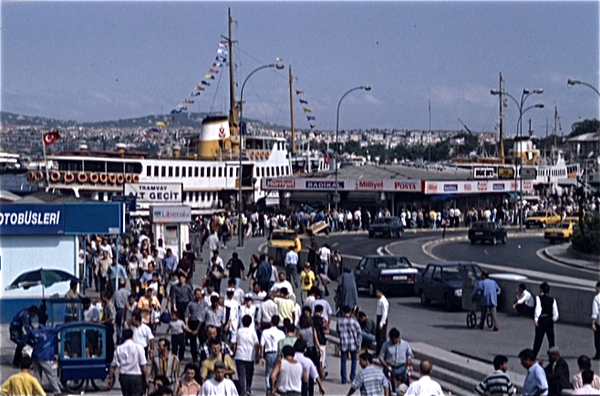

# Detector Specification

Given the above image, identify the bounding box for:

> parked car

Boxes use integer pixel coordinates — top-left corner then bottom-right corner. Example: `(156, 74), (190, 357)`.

(354, 255), (418, 296)
(468, 221), (507, 245)
(544, 222), (575, 244)
(414, 262), (483, 311)
(368, 216), (404, 238)
(524, 211), (561, 229)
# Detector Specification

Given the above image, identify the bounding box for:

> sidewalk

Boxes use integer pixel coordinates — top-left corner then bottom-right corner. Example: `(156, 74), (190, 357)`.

(544, 243), (600, 271)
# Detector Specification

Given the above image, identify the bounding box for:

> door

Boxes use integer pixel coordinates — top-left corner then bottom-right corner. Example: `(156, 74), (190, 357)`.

(431, 266), (444, 301)
(164, 224), (180, 259)
(355, 258), (367, 287)
(364, 258), (376, 285)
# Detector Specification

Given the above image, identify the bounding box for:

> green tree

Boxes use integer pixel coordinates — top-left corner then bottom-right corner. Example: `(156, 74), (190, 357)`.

(569, 119), (599, 138)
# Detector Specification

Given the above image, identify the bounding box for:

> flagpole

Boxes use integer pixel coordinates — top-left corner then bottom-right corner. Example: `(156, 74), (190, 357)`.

(42, 131), (50, 187)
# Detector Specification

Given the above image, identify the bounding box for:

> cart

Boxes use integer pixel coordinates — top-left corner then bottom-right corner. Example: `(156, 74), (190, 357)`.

(465, 295), (494, 329)
(58, 322), (111, 393)
(461, 272), (493, 329)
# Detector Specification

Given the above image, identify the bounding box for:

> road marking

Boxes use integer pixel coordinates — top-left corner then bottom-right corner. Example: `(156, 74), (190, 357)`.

(332, 242), (339, 247)
(484, 249), (489, 256)
(419, 238), (596, 289)
(377, 246), (387, 256)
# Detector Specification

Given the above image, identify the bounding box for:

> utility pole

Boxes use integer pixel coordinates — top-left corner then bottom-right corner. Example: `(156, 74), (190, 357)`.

(499, 72), (505, 164)
(289, 66), (296, 155)
(428, 89), (431, 162)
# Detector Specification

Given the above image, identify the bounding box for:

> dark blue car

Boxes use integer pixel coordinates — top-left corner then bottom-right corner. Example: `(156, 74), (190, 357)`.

(368, 216), (404, 238)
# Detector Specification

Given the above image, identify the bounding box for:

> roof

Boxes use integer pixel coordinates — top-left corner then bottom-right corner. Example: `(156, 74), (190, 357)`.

(566, 132), (599, 142)
(425, 262), (479, 267)
(306, 163), (473, 181)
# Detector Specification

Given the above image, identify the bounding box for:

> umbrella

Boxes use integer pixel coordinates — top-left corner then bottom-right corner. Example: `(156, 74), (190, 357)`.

(6, 268), (79, 298)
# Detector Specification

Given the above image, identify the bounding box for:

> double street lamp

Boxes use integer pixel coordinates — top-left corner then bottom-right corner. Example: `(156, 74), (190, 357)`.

(334, 85), (371, 210)
(238, 60), (284, 248)
(491, 87), (544, 230)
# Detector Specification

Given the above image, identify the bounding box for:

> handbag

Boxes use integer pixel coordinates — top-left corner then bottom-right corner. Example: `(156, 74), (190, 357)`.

(151, 309), (161, 324)
(160, 310), (172, 324)
(210, 265), (224, 280)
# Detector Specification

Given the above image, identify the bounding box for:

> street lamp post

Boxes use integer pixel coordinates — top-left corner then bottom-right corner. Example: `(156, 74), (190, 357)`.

(334, 85), (371, 211)
(491, 87), (544, 230)
(568, 78), (600, 160)
(238, 60), (284, 248)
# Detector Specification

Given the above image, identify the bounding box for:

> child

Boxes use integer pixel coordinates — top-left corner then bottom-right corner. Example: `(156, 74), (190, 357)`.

(166, 311), (186, 362)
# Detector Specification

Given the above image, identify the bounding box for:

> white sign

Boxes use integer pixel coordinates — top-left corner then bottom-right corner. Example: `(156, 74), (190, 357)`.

(424, 180), (532, 195)
(124, 183), (182, 204)
(262, 178), (422, 192)
(473, 167), (495, 179)
(150, 205), (191, 223)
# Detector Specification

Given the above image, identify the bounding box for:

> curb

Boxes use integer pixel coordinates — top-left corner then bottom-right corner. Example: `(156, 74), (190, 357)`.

(542, 248), (600, 272)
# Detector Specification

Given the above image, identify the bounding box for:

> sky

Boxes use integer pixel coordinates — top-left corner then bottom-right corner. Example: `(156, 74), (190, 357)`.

(1, 1), (599, 135)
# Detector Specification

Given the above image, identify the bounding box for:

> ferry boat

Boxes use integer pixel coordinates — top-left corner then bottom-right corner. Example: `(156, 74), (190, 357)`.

(0, 152), (26, 174)
(26, 11), (291, 213)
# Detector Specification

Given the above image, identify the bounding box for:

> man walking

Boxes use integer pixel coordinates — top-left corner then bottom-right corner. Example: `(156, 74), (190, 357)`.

(234, 315), (259, 396)
(109, 329), (150, 396)
(346, 352), (390, 396)
(184, 288), (205, 364)
(337, 267), (359, 314)
(150, 338), (180, 387)
(113, 279), (130, 344)
(9, 305), (38, 367)
(473, 271), (500, 331)
(0, 356), (45, 396)
(533, 282), (559, 357)
(28, 324), (63, 394)
(168, 274), (194, 318)
(379, 328), (413, 394)
(101, 291), (117, 362)
(519, 348), (548, 396)
(592, 281), (600, 359)
(260, 316), (286, 394)
(475, 355), (516, 396)
(337, 305), (362, 384)
(375, 288), (389, 355)
(255, 254), (273, 294)
(285, 246), (300, 292)
(405, 360), (444, 396)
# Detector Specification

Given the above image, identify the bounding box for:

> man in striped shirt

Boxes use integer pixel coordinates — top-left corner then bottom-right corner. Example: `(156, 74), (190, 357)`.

(475, 355), (516, 395)
(347, 352), (390, 396)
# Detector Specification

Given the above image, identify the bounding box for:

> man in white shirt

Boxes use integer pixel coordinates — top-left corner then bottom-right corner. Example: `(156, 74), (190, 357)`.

(234, 315), (259, 396)
(294, 339), (326, 396)
(83, 298), (100, 323)
(224, 288), (240, 343)
(375, 288), (389, 355)
(405, 359), (444, 396)
(108, 329), (150, 394)
(318, 244), (331, 277)
(260, 316), (286, 393)
(285, 246), (300, 291)
(573, 370), (600, 395)
(271, 272), (294, 297)
(592, 282), (600, 360)
(239, 294), (260, 331)
(207, 232), (219, 257)
(199, 361), (239, 396)
(513, 283), (535, 317)
(533, 282), (559, 357)
(131, 312), (155, 359)
(156, 239), (167, 260)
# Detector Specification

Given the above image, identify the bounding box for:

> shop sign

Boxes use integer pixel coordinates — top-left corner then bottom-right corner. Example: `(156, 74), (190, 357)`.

(150, 205), (191, 223)
(0, 204), (64, 235)
(306, 181), (344, 190)
(477, 182), (488, 191)
(263, 179), (296, 189)
(124, 183), (182, 204)
(444, 184), (458, 192)
(355, 180), (384, 190)
(493, 183), (505, 191)
(473, 167), (495, 179)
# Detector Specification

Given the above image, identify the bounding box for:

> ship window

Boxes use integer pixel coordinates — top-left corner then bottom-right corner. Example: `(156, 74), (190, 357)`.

(168, 167), (173, 177)
(195, 167), (199, 177)
(200, 167), (204, 177)
(271, 167), (275, 176)
(161, 166), (166, 177)
(212, 167), (216, 178)
(107, 162), (123, 173)
(276, 167), (280, 177)
(182, 167), (186, 177)
(84, 161), (104, 172)
(202, 192), (205, 202)
(154, 166), (159, 177)
(195, 192), (198, 202)
(188, 167), (192, 177)
(267, 167), (270, 177)
(218, 167), (222, 178)
(229, 167), (233, 178)
(125, 163), (142, 173)
(175, 167), (180, 177)
(236, 167), (239, 177)
(286, 166), (290, 176)
(146, 166), (151, 176)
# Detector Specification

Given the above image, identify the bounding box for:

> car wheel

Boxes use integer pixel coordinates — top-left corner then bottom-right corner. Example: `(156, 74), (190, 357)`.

(368, 282), (376, 297)
(61, 379), (85, 393)
(502, 235), (507, 244)
(470, 239), (476, 245)
(420, 291), (430, 306)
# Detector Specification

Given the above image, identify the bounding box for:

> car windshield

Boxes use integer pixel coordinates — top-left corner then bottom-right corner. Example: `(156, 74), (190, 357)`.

(271, 233), (296, 241)
(375, 257), (411, 269)
(471, 222), (490, 230)
(374, 218), (394, 225)
(555, 223), (570, 229)
(443, 266), (461, 281)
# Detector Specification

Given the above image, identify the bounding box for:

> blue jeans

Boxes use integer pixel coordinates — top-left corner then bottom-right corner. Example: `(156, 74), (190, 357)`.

(361, 332), (376, 348)
(86, 264), (93, 288)
(265, 352), (278, 390)
(340, 349), (357, 383)
(321, 259), (329, 278)
(383, 364), (407, 392)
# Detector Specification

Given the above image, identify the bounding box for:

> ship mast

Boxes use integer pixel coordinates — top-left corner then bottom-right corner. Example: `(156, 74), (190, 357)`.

(499, 72), (505, 164)
(289, 66), (296, 155)
(228, 8), (239, 139)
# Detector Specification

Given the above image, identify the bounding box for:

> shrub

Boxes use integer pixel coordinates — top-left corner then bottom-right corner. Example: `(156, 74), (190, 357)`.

(571, 211), (600, 256)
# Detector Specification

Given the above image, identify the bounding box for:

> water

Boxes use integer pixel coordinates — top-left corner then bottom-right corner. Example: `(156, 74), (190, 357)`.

(0, 173), (34, 192)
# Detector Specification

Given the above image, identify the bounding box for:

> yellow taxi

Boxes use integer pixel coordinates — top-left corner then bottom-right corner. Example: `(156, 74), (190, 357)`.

(268, 229), (302, 266)
(544, 222), (575, 244)
(524, 211), (561, 229)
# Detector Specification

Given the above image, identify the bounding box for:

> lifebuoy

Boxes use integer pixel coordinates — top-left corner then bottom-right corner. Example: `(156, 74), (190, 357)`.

(250, 151), (255, 160)
(64, 172), (75, 184)
(99, 173), (108, 184)
(265, 151), (270, 160)
(125, 174), (133, 183)
(261, 151), (266, 160)
(108, 173), (117, 184)
(37, 171), (45, 180)
(90, 173), (99, 184)
(133, 174), (140, 183)
(50, 171), (61, 183)
(27, 171), (35, 181)
(116, 174), (125, 185)
(77, 172), (88, 184)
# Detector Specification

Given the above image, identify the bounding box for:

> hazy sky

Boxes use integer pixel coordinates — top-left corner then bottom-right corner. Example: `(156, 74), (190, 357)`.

(1, 1), (598, 135)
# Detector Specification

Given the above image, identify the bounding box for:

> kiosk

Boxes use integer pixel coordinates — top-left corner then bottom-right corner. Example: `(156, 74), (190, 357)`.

(150, 205), (191, 260)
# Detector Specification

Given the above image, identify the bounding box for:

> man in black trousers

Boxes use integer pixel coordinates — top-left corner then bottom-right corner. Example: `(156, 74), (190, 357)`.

(533, 282), (559, 357)
(108, 329), (149, 396)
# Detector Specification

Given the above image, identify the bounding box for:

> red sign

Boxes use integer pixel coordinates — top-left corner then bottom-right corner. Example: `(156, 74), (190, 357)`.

(42, 131), (61, 146)
(356, 180), (384, 190)
(427, 183), (438, 193)
(218, 127), (226, 139)
(464, 183), (472, 192)
(477, 182), (488, 192)
(394, 181), (418, 191)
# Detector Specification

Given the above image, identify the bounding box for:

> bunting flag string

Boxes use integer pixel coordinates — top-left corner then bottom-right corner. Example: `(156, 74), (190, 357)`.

(170, 40), (229, 116)
(294, 82), (317, 130)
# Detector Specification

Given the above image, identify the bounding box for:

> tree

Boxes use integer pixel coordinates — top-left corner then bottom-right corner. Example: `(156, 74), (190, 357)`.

(569, 119), (599, 138)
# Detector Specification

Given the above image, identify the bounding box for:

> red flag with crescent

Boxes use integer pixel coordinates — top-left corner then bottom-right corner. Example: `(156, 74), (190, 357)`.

(43, 131), (60, 146)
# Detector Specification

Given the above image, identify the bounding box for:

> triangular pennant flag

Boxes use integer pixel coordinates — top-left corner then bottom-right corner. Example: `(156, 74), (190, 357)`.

(295, 89), (304, 95)
(210, 68), (219, 74)
(216, 56), (227, 62)
(183, 98), (194, 104)
(303, 107), (313, 113)
(201, 81), (210, 86)
(217, 48), (228, 55)
(299, 99), (308, 104)
(307, 116), (316, 121)
(219, 41), (227, 48)
(205, 74), (216, 80)
(190, 91), (201, 97)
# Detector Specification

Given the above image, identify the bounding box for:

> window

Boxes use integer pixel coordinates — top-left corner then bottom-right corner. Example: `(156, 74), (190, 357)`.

(84, 329), (104, 359)
(63, 329), (83, 359)
(276, 167), (280, 177)
(154, 166), (159, 177)
(195, 167), (199, 177)
(83, 160), (104, 172)
(107, 162), (123, 173)
(236, 167), (239, 177)
(218, 167), (222, 178)
(200, 167), (204, 177)
(195, 192), (199, 202)
(182, 167), (186, 177)
(168, 167), (173, 177)
(286, 166), (289, 176)
(146, 166), (152, 176)
(125, 163), (142, 173)
(271, 167), (275, 176)
(267, 167), (270, 177)
(175, 167), (179, 177)
(188, 167), (192, 177)
(229, 167), (233, 178)
(161, 166), (166, 177)
(432, 267), (442, 282)
(202, 192), (205, 202)
(212, 167), (216, 178)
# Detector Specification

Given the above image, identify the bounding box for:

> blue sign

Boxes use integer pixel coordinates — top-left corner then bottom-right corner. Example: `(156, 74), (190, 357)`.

(493, 183), (505, 191)
(444, 184), (458, 192)
(306, 181), (344, 190)
(0, 204), (65, 235)
(112, 195), (137, 212)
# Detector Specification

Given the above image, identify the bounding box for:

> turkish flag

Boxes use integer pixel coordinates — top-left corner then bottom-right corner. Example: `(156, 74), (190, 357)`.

(43, 131), (60, 146)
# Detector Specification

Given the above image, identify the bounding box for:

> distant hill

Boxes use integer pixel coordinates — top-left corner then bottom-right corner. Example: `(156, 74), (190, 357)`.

(0, 111), (288, 130)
